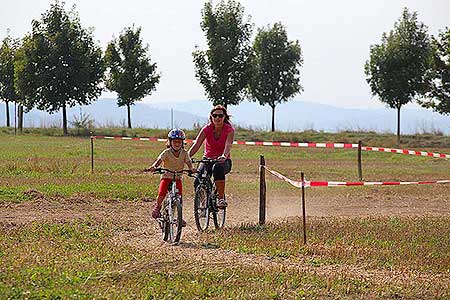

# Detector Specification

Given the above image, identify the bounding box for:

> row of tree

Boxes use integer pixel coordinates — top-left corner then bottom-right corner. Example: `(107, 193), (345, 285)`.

(0, 1), (449, 138)
(0, 0), (303, 134)
(365, 8), (450, 143)
(0, 2), (160, 135)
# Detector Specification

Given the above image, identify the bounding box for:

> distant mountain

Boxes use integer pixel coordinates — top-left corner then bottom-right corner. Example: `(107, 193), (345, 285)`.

(1, 98), (449, 134)
(149, 100), (450, 134)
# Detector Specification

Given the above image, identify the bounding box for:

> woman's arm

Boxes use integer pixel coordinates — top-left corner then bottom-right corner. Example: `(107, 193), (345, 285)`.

(219, 130), (234, 160)
(188, 129), (206, 157)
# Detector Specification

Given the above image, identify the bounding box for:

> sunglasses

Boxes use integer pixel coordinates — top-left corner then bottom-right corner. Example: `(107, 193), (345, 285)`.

(212, 113), (224, 118)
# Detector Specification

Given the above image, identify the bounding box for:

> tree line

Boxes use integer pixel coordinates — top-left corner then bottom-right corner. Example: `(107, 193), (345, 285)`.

(0, 1), (449, 139)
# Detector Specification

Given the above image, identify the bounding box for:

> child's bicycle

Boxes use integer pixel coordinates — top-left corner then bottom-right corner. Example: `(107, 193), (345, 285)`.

(152, 168), (193, 245)
(192, 158), (226, 231)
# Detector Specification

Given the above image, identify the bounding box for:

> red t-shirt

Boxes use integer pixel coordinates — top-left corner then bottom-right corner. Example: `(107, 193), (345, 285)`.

(202, 123), (235, 159)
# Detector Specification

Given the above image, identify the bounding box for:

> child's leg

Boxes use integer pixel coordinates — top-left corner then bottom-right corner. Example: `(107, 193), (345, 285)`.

(153, 179), (171, 218)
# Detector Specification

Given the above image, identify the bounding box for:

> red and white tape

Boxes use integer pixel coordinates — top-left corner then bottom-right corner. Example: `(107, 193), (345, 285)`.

(362, 146), (450, 159)
(263, 166), (305, 188)
(263, 166), (450, 188)
(307, 179), (450, 187)
(91, 136), (450, 159)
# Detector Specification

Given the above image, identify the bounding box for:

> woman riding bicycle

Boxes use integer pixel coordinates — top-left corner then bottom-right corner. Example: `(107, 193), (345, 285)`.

(146, 129), (195, 222)
(188, 105), (235, 209)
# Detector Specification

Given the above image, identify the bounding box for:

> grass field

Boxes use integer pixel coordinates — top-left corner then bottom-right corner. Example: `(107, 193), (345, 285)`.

(1, 129), (449, 299)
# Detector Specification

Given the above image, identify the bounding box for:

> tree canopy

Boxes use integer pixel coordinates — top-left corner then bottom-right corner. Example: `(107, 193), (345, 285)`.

(0, 33), (19, 127)
(249, 22), (303, 131)
(105, 25), (160, 129)
(365, 8), (432, 143)
(193, 0), (253, 108)
(419, 28), (450, 115)
(14, 2), (104, 134)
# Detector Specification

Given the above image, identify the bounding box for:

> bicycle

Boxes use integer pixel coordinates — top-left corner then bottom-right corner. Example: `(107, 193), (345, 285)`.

(151, 168), (193, 245)
(192, 158), (226, 231)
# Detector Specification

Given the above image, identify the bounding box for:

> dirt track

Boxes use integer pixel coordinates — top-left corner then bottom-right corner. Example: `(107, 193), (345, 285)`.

(1, 191), (450, 290)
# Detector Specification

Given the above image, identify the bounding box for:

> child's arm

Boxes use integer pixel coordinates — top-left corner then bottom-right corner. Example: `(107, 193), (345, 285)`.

(145, 157), (162, 172)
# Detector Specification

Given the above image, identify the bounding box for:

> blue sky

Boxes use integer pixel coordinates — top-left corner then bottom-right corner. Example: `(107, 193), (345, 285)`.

(1, 0), (449, 109)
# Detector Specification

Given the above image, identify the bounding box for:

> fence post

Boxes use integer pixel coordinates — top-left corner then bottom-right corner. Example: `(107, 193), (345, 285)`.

(90, 135), (94, 173)
(358, 140), (363, 181)
(301, 172), (307, 245)
(259, 155), (266, 225)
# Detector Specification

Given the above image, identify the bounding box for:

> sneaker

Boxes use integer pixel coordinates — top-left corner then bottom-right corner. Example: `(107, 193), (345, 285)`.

(152, 206), (161, 219)
(217, 198), (227, 209)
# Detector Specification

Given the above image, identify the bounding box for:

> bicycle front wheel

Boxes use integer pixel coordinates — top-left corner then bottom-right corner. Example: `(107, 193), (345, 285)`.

(194, 184), (210, 231)
(213, 193), (226, 229)
(167, 198), (183, 244)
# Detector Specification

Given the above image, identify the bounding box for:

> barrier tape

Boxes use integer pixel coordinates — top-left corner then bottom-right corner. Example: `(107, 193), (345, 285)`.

(91, 136), (449, 159)
(308, 179), (450, 187)
(361, 146), (450, 159)
(263, 166), (305, 188)
(263, 166), (450, 188)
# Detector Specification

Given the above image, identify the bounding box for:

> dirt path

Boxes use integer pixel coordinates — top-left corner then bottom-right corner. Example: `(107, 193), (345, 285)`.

(1, 195), (449, 290)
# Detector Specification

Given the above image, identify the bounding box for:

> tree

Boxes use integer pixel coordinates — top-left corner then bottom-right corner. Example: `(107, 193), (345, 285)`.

(15, 2), (104, 135)
(105, 26), (160, 129)
(193, 0), (253, 108)
(419, 28), (450, 115)
(248, 22), (303, 132)
(0, 32), (18, 127)
(365, 8), (432, 144)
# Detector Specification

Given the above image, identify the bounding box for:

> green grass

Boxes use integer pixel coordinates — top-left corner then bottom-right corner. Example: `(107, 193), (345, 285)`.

(1, 129), (450, 298)
(206, 217), (450, 273)
(0, 220), (375, 299)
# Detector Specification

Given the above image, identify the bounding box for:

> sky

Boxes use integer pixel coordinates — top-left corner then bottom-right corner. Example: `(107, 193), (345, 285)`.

(1, 0), (449, 109)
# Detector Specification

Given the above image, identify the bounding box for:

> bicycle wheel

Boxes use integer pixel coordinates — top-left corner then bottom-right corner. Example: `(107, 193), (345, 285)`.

(194, 184), (210, 231)
(212, 192), (226, 229)
(167, 197), (183, 244)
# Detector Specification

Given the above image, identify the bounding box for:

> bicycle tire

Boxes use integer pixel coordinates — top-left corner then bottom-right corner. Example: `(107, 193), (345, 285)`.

(167, 197), (183, 244)
(194, 184), (210, 231)
(162, 219), (169, 241)
(212, 190), (226, 229)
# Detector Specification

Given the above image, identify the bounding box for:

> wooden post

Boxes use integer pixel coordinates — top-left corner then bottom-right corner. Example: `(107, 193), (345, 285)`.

(358, 140), (363, 181)
(259, 155), (266, 225)
(90, 135), (94, 173)
(301, 172), (307, 245)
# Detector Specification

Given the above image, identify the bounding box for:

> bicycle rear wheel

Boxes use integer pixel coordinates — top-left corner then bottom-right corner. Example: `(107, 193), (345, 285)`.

(167, 197), (183, 244)
(194, 184), (210, 231)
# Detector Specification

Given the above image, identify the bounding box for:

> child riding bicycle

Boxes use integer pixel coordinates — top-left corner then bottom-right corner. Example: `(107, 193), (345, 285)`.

(145, 129), (196, 223)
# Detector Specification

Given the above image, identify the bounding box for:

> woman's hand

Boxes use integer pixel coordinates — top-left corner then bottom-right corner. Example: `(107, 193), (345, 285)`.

(217, 155), (226, 163)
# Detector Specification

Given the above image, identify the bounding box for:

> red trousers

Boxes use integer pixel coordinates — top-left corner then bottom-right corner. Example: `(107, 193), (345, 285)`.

(158, 178), (182, 198)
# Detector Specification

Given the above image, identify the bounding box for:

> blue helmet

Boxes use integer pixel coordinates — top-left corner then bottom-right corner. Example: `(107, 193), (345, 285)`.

(168, 128), (186, 140)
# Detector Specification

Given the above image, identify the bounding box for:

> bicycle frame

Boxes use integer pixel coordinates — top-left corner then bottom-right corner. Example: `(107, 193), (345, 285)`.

(153, 168), (192, 244)
(192, 158), (226, 231)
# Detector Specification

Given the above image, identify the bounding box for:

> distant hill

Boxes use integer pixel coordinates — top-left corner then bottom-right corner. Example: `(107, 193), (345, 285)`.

(1, 98), (449, 134)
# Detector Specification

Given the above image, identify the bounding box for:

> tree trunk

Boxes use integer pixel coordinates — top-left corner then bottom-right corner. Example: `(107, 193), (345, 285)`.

(271, 105), (276, 132)
(127, 104), (132, 129)
(18, 105), (23, 132)
(5, 101), (10, 127)
(397, 106), (401, 145)
(62, 104), (68, 135)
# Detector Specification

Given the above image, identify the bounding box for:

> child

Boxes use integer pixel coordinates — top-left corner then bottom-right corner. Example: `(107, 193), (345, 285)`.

(146, 129), (195, 223)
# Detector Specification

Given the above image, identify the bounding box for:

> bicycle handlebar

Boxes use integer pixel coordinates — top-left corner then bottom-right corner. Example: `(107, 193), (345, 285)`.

(192, 158), (220, 164)
(153, 168), (195, 176)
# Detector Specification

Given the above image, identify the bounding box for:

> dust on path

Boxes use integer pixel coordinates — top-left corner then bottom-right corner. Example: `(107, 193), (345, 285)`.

(1, 194), (449, 290)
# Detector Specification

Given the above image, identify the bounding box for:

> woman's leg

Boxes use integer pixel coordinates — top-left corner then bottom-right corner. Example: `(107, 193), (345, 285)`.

(212, 159), (232, 207)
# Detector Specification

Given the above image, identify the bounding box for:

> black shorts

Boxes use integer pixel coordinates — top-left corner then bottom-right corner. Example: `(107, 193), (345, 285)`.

(197, 158), (232, 181)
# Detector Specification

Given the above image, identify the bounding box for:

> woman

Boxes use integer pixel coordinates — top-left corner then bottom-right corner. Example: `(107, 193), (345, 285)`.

(188, 105), (235, 208)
